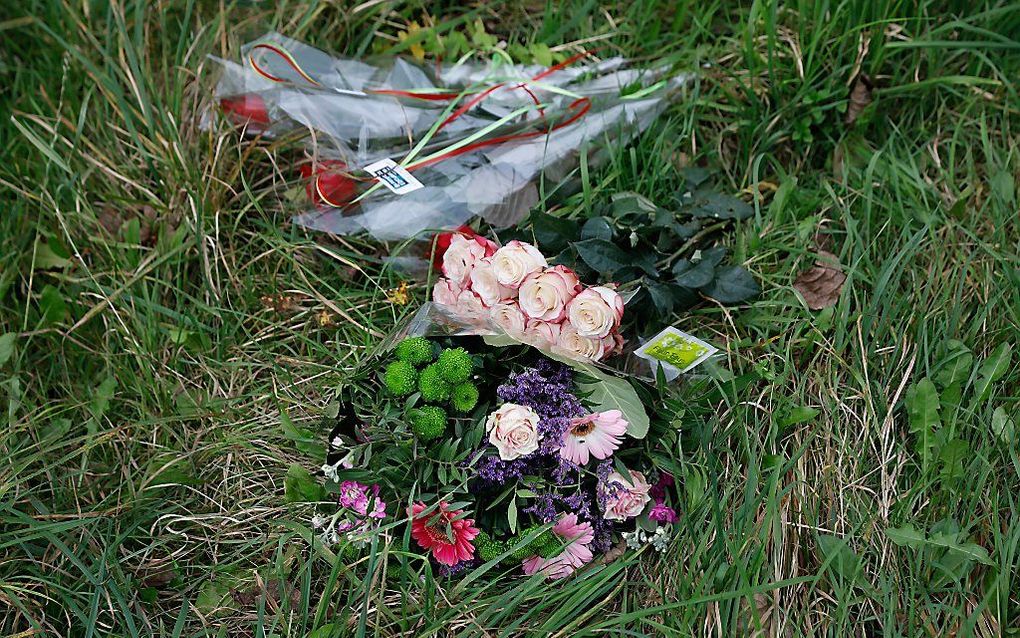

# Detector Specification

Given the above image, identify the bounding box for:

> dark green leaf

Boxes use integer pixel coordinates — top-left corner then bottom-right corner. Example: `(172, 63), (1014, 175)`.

(973, 342), (1013, 404)
(580, 216), (614, 241)
(700, 266), (760, 303)
(673, 258), (715, 288)
(573, 239), (630, 276)
(938, 437), (970, 484)
(817, 535), (861, 581)
(680, 167), (710, 187)
(610, 191), (658, 221)
(530, 211), (579, 253)
(779, 406), (820, 429)
(688, 190), (754, 220)
(644, 279), (678, 316)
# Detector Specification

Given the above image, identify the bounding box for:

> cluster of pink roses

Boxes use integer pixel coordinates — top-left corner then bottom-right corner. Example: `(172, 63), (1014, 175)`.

(433, 235), (625, 362)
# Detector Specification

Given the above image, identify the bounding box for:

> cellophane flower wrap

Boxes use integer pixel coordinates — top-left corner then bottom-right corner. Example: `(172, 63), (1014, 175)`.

(210, 32), (690, 239)
(312, 238), (687, 581)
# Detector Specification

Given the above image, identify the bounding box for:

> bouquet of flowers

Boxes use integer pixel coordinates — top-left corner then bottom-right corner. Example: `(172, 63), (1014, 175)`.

(430, 233), (624, 363)
(211, 32), (689, 239)
(309, 238), (696, 580)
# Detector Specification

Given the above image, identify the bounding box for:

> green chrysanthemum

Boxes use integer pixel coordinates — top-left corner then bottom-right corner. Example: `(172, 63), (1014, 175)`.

(383, 360), (418, 396)
(395, 337), (434, 366)
(474, 530), (506, 562)
(418, 364), (451, 402)
(409, 405), (447, 440)
(537, 534), (563, 559)
(450, 382), (479, 413)
(510, 526), (554, 561)
(437, 347), (473, 384)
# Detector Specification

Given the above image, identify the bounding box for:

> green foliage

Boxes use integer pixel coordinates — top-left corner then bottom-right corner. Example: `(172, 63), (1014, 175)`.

(409, 406), (447, 441)
(395, 336), (434, 366)
(514, 174), (760, 334)
(437, 347), (473, 384)
(284, 464), (326, 503)
(904, 377), (941, 470)
(450, 381), (479, 413)
(384, 360), (418, 397)
(509, 526), (555, 561)
(418, 364), (451, 402)
(474, 531), (506, 562)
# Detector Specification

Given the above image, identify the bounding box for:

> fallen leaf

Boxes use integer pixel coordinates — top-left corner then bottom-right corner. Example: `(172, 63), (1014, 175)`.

(845, 73), (873, 126)
(794, 250), (846, 310)
(599, 539), (628, 564)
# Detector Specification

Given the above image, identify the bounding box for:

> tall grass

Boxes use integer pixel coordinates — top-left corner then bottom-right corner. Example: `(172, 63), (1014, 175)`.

(1, 0), (1018, 635)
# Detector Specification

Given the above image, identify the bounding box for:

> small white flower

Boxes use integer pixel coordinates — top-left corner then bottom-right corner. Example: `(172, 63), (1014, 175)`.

(651, 527), (670, 552)
(321, 462), (340, 482)
(330, 435), (344, 448)
(623, 529), (646, 550)
(311, 514), (327, 529)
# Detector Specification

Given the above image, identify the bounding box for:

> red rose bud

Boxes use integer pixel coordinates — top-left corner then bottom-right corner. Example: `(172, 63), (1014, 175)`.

(219, 94), (270, 127)
(300, 160), (359, 209)
(431, 225), (479, 271)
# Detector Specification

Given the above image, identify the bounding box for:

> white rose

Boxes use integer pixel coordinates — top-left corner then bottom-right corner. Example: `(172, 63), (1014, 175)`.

(485, 403), (541, 460)
(491, 240), (547, 289)
(522, 319), (561, 349)
(518, 266), (581, 322)
(432, 279), (462, 307)
(490, 302), (527, 337)
(442, 234), (489, 286)
(469, 257), (513, 307)
(567, 286), (624, 338)
(553, 322), (607, 361)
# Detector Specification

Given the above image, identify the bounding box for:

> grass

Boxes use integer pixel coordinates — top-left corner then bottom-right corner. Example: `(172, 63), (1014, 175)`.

(1, 0), (1019, 635)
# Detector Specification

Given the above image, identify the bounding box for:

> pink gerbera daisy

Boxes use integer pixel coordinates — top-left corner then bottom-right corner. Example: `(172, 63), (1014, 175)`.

(521, 513), (595, 580)
(559, 410), (629, 465)
(409, 501), (480, 566)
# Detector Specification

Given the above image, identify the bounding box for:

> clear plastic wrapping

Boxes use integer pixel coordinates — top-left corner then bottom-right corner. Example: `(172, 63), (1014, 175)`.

(212, 32), (691, 239)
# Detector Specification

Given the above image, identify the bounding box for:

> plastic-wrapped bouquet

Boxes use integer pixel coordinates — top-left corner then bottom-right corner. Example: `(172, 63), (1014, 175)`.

(210, 32), (689, 239)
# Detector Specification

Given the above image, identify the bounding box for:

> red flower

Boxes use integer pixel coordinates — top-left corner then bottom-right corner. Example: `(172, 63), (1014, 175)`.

(220, 94), (270, 127)
(299, 160), (359, 209)
(430, 225), (480, 272)
(409, 501), (479, 566)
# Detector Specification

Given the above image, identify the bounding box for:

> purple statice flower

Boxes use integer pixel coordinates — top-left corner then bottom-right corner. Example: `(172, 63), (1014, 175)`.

(472, 451), (540, 487)
(595, 460), (623, 510)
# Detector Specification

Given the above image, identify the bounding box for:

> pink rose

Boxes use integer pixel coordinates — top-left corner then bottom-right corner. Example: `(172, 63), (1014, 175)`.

(442, 233), (496, 286)
(485, 403), (541, 460)
(490, 302), (527, 337)
(567, 286), (624, 338)
(469, 257), (514, 307)
(553, 322), (608, 361)
(491, 240), (547, 289)
(518, 266), (581, 323)
(432, 279), (462, 307)
(522, 319), (561, 349)
(452, 289), (488, 324)
(602, 469), (652, 521)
